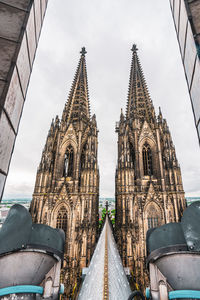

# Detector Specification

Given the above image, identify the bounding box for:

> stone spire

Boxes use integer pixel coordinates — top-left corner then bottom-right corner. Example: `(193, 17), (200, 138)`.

(116, 45), (186, 292)
(62, 47), (90, 127)
(126, 44), (155, 123)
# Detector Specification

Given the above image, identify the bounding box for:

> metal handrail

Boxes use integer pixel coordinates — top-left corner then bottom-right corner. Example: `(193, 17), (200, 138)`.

(0, 284), (64, 297)
(128, 290), (145, 300)
(146, 288), (200, 299)
(0, 285), (43, 297)
(169, 290), (200, 299)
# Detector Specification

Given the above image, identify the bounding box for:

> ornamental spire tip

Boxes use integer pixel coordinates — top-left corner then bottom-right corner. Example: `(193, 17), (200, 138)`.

(131, 44), (138, 52)
(80, 47), (87, 56)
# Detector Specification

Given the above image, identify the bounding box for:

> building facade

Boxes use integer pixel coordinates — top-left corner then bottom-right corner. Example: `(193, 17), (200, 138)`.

(0, 0), (48, 200)
(115, 45), (186, 289)
(169, 0), (200, 144)
(30, 48), (99, 298)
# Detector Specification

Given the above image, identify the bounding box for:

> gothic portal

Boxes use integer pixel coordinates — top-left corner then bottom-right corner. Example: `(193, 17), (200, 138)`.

(30, 48), (99, 298)
(115, 45), (186, 289)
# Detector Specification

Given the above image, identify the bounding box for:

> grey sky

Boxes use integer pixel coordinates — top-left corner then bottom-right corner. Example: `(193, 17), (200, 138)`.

(3, 0), (200, 199)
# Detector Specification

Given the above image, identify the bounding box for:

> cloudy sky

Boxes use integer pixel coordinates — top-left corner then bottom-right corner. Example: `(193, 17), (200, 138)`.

(3, 0), (200, 199)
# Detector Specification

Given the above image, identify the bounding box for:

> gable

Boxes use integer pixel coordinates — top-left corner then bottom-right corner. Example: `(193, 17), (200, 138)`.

(139, 121), (155, 144)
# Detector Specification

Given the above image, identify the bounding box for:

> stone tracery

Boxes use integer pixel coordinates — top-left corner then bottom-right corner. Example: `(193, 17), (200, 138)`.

(30, 48), (99, 299)
(115, 46), (186, 290)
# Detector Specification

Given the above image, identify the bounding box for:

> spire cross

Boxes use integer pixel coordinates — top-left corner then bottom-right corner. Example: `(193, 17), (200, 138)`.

(80, 47), (87, 56)
(131, 44), (138, 52)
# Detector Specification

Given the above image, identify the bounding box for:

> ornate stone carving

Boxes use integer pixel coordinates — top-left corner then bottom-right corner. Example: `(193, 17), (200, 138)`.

(115, 46), (186, 291)
(30, 49), (99, 299)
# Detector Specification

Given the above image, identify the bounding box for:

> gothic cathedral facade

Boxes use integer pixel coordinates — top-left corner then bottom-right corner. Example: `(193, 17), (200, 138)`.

(30, 48), (99, 298)
(115, 45), (186, 289)
(30, 45), (186, 296)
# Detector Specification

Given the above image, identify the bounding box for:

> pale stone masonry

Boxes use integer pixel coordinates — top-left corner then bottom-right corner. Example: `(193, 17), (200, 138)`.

(0, 0), (48, 199)
(169, 0), (200, 143)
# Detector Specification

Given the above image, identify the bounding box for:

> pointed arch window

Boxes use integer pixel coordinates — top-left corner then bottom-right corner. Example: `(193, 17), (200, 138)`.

(56, 207), (67, 233)
(63, 145), (74, 177)
(147, 217), (158, 229)
(146, 203), (160, 230)
(142, 143), (153, 176)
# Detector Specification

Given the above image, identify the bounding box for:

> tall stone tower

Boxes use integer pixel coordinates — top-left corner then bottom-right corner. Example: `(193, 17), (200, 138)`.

(115, 45), (186, 289)
(30, 48), (99, 298)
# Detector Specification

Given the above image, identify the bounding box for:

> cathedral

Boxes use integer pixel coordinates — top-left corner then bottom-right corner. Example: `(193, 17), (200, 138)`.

(30, 48), (99, 298)
(115, 45), (186, 289)
(30, 45), (186, 298)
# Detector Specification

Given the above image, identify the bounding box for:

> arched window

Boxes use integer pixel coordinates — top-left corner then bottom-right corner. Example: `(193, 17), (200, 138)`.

(63, 145), (74, 177)
(56, 207), (67, 233)
(147, 217), (158, 229)
(142, 143), (153, 176)
(145, 203), (160, 231)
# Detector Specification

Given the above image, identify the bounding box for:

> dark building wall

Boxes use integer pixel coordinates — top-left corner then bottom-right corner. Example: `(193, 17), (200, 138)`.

(0, 0), (48, 199)
(169, 0), (200, 144)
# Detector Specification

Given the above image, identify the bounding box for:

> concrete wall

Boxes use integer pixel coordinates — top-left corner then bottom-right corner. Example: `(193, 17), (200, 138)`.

(187, 0), (200, 45)
(169, 0), (200, 144)
(0, 0), (48, 199)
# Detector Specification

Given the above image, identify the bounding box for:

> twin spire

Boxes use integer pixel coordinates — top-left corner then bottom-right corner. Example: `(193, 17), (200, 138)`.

(126, 44), (155, 122)
(62, 47), (90, 127)
(63, 45), (155, 127)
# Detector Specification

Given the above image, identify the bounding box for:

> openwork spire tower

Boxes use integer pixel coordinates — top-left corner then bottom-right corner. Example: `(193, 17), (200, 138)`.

(115, 44), (186, 291)
(126, 44), (155, 123)
(31, 47), (99, 299)
(62, 47), (90, 127)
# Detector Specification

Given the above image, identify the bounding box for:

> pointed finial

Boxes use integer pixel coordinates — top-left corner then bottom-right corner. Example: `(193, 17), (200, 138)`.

(80, 47), (87, 56)
(55, 115), (60, 125)
(120, 108), (124, 121)
(131, 44), (138, 52)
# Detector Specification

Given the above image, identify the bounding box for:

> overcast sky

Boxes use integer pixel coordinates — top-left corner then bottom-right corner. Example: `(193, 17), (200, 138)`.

(3, 0), (200, 199)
